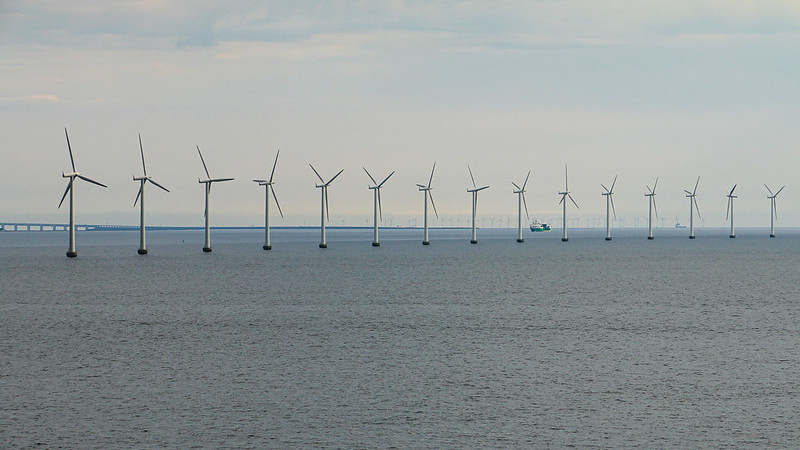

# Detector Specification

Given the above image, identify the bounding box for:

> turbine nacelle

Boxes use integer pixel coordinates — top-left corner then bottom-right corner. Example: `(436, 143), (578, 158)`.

(512, 171), (531, 222)
(765, 184), (785, 199)
(725, 184), (738, 221)
(364, 168), (394, 224)
(601, 175), (618, 219)
(466, 165), (489, 193)
(419, 163), (439, 219)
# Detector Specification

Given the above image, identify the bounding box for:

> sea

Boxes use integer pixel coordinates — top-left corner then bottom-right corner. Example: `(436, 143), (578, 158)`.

(2, 226), (799, 448)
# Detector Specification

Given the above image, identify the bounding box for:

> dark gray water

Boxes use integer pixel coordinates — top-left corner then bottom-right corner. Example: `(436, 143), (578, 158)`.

(2, 227), (799, 447)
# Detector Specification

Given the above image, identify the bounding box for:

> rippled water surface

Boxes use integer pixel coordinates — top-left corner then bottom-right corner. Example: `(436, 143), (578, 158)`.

(2, 227), (800, 447)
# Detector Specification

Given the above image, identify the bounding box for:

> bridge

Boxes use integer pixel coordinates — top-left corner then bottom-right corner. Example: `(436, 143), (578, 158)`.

(0, 222), (262, 232)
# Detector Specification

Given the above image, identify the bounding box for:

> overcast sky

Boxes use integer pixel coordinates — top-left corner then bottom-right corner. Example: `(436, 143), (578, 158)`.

(1, 1), (799, 228)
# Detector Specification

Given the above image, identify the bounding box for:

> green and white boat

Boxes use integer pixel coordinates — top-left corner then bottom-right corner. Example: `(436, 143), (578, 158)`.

(530, 220), (551, 232)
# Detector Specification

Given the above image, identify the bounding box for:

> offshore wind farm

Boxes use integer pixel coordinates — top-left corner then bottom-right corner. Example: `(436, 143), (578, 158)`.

(21, 130), (797, 255)
(3, 2), (800, 449)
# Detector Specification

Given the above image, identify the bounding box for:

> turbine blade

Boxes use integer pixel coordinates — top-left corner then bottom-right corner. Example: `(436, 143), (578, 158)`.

(730, 184), (737, 195)
(309, 164), (324, 183)
(776, 185), (785, 196)
(558, 195), (565, 205)
(609, 175), (617, 193)
(569, 193), (580, 209)
(653, 198), (658, 219)
(764, 183), (774, 195)
(58, 180), (72, 208)
(139, 133), (147, 176)
(601, 184), (609, 193)
(377, 189), (383, 221)
(65, 128), (76, 172)
(522, 170), (531, 190)
(378, 171), (394, 187)
(148, 178), (170, 192)
(197, 146), (211, 178)
(133, 185), (142, 207)
(325, 187), (330, 221)
(564, 164), (569, 190)
(774, 198), (778, 219)
(693, 176), (699, 195)
(646, 185), (652, 194)
(610, 195), (617, 219)
(694, 197), (701, 220)
(327, 168), (344, 185)
(511, 181), (521, 190)
(428, 191), (439, 219)
(683, 190), (692, 195)
(269, 150), (279, 183)
(468, 164), (476, 188)
(77, 174), (107, 188)
(363, 167), (377, 185)
(653, 177), (659, 193)
(726, 197), (731, 221)
(428, 162), (436, 188)
(271, 185), (284, 218)
(522, 193), (530, 220)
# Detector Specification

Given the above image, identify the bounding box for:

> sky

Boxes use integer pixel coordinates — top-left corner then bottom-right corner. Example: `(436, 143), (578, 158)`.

(1, 1), (799, 228)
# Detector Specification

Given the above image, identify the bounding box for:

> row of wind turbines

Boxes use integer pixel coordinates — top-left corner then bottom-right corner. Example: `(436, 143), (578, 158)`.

(57, 129), (786, 257)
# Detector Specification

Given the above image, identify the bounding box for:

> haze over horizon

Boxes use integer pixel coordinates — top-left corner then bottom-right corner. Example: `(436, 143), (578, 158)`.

(2, 1), (798, 228)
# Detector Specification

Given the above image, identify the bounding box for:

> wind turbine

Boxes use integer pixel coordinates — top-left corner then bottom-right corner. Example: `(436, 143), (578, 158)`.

(364, 167), (394, 247)
(133, 134), (170, 255)
(58, 128), (107, 258)
(310, 164), (344, 248)
(645, 178), (659, 240)
(417, 162), (438, 245)
(197, 146), (234, 252)
(512, 171), (530, 243)
(684, 176), (700, 239)
(601, 175), (617, 241)
(466, 165), (490, 244)
(765, 184), (785, 238)
(253, 150), (283, 250)
(726, 184), (737, 238)
(558, 164), (579, 242)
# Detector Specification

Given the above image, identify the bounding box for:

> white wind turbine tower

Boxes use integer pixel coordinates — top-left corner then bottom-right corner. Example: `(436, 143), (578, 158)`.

(310, 164), (344, 248)
(133, 134), (170, 255)
(645, 178), (659, 240)
(466, 165), (490, 244)
(726, 184), (738, 238)
(765, 184), (785, 238)
(253, 150), (283, 250)
(197, 146), (234, 253)
(58, 128), (107, 258)
(558, 165), (579, 242)
(601, 175), (617, 241)
(684, 176), (700, 239)
(364, 167), (394, 247)
(417, 162), (439, 245)
(512, 171), (530, 243)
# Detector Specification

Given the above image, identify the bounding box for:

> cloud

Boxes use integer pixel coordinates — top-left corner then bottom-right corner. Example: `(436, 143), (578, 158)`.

(4, 0), (799, 52)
